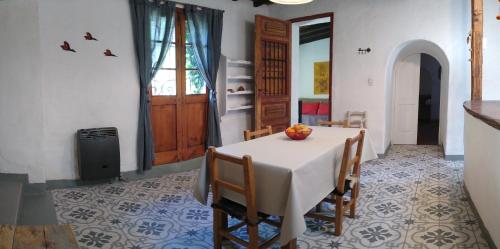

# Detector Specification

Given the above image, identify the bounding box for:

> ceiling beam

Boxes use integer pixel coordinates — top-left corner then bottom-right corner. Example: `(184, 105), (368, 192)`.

(300, 24), (330, 37)
(232, 0), (273, 7)
(300, 33), (330, 45)
(252, 0), (272, 7)
(299, 23), (331, 45)
(471, 0), (483, 101)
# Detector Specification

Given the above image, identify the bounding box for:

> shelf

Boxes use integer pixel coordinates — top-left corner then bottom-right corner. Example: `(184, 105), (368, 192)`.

(228, 59), (253, 66)
(227, 90), (254, 95)
(227, 105), (254, 111)
(228, 75), (254, 80)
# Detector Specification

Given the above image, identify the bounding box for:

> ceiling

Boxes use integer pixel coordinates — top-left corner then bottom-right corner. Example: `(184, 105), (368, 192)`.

(300, 22), (330, 45)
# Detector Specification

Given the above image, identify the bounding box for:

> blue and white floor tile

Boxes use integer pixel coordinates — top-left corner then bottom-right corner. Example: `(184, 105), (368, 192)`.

(52, 145), (491, 249)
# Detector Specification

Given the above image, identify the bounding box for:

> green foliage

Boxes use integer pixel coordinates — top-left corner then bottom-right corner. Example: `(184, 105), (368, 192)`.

(186, 46), (206, 94)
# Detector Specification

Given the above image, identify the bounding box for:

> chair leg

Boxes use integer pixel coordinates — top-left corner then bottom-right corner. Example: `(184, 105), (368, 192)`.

(248, 224), (259, 249)
(213, 209), (224, 249)
(350, 183), (358, 219)
(335, 197), (344, 236)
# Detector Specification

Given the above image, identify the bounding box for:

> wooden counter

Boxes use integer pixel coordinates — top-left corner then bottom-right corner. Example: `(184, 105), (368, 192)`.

(463, 100), (500, 247)
(463, 100), (500, 130)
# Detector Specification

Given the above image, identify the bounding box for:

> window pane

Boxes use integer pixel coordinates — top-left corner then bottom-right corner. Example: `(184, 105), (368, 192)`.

(159, 44), (176, 69)
(152, 70), (176, 96)
(186, 70), (207, 95)
(185, 45), (198, 69)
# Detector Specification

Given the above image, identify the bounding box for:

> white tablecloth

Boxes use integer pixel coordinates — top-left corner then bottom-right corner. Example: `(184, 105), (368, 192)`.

(193, 127), (378, 245)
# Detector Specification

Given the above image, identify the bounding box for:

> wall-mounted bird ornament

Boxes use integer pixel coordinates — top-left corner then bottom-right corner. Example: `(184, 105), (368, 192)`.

(104, 49), (117, 57)
(84, 32), (98, 41)
(60, 41), (76, 52)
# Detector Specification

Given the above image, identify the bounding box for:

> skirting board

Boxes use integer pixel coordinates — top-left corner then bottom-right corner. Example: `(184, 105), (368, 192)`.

(377, 143), (391, 159)
(463, 184), (498, 249)
(46, 157), (203, 190)
(0, 157), (203, 192)
(444, 154), (464, 161)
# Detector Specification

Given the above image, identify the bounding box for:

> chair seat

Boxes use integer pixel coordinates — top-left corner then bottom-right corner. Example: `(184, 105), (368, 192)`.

(212, 198), (270, 225)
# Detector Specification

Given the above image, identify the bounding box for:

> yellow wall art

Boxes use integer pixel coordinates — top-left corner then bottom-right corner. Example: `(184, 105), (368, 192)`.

(314, 61), (329, 95)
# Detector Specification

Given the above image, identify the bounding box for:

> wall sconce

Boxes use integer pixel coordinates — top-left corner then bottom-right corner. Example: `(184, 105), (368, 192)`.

(358, 48), (371, 54)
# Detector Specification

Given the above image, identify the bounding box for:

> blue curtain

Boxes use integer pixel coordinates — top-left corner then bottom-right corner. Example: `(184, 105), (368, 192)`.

(184, 5), (224, 147)
(129, 0), (175, 171)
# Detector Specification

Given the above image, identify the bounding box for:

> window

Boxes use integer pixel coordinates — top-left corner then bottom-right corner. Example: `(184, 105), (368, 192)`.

(151, 11), (207, 96)
(151, 32), (176, 96)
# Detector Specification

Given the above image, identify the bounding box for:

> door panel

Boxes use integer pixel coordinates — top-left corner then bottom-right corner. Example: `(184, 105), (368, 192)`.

(151, 97), (179, 164)
(255, 15), (291, 134)
(393, 54), (421, 144)
(182, 100), (207, 160)
(262, 101), (289, 121)
(152, 104), (177, 151)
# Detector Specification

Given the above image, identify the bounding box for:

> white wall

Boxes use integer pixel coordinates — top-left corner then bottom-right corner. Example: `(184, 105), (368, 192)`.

(483, 0), (500, 100)
(270, 0), (469, 155)
(37, 0), (140, 181)
(464, 112), (500, 246)
(0, 0), (45, 182)
(0, 0), (268, 182)
(299, 38), (330, 99)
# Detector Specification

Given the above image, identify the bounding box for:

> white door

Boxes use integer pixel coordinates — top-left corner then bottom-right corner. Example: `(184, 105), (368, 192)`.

(392, 54), (421, 144)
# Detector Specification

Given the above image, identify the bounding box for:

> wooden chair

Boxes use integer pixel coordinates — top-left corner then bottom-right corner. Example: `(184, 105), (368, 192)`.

(243, 125), (273, 141)
(346, 111), (367, 128)
(208, 147), (281, 249)
(306, 130), (365, 236)
(318, 120), (348, 128)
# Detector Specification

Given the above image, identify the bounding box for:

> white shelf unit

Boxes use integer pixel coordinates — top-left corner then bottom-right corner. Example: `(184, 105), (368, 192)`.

(219, 55), (255, 115)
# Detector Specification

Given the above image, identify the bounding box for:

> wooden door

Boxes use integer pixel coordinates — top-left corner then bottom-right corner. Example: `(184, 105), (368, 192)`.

(392, 54), (421, 144)
(151, 9), (208, 165)
(255, 15), (292, 133)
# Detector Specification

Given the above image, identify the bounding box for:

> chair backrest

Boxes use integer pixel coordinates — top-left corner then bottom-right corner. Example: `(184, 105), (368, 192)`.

(336, 130), (365, 194)
(346, 111), (367, 128)
(318, 120), (348, 128)
(207, 147), (258, 223)
(243, 125), (273, 141)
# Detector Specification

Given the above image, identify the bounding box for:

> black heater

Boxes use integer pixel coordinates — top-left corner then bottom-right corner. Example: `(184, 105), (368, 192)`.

(77, 127), (120, 181)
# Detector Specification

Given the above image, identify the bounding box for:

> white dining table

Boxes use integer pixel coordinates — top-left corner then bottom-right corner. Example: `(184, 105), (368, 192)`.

(193, 126), (378, 246)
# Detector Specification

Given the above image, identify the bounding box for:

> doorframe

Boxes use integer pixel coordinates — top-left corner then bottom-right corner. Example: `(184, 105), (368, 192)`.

(290, 12), (334, 121)
(391, 53), (444, 145)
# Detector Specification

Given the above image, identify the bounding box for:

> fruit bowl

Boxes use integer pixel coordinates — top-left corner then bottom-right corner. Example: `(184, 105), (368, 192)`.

(285, 124), (313, 140)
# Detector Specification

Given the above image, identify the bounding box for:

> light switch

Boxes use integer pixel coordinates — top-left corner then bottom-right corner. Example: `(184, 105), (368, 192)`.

(368, 78), (374, 86)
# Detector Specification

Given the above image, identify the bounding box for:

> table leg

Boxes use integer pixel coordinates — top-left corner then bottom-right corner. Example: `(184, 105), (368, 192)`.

(281, 239), (297, 249)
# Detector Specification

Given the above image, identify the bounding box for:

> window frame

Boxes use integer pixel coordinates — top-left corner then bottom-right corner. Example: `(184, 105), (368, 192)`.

(150, 8), (207, 97)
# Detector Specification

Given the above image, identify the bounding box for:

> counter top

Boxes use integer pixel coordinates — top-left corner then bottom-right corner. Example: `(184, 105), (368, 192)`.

(463, 100), (500, 130)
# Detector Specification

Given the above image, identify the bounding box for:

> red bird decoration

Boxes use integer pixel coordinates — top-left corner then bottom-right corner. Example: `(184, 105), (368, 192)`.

(60, 41), (76, 52)
(104, 49), (117, 57)
(84, 32), (98, 41)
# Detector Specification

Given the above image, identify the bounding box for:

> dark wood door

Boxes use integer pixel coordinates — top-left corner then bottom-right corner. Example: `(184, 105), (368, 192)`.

(151, 9), (207, 165)
(255, 15), (292, 133)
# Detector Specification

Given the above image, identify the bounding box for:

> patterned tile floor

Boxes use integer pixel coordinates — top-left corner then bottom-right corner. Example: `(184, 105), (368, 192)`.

(52, 145), (492, 249)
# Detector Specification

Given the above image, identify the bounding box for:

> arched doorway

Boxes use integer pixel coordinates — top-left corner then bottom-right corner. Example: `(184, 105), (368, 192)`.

(387, 40), (450, 146)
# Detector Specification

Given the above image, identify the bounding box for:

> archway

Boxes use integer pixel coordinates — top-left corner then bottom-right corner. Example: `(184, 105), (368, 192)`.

(385, 40), (450, 147)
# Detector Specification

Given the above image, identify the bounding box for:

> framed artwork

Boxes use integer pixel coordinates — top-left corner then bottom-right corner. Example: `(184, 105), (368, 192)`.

(314, 61), (329, 95)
